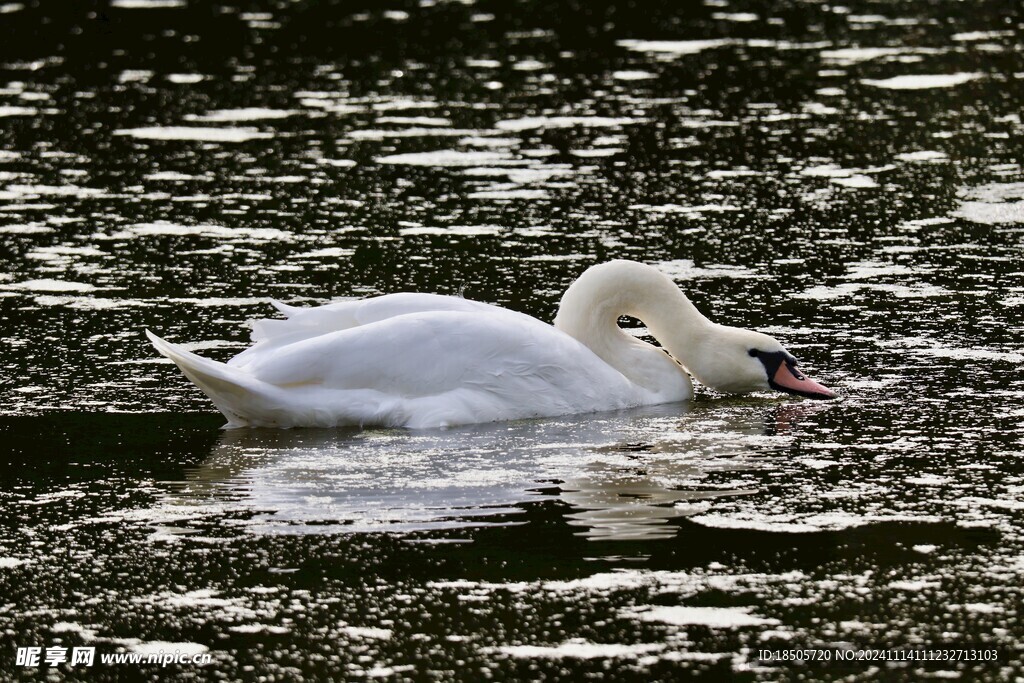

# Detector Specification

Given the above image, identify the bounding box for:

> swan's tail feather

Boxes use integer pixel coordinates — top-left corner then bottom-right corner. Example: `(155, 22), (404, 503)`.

(146, 330), (265, 427)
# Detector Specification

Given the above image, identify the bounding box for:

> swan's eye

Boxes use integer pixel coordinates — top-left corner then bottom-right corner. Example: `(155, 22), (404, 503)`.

(748, 349), (759, 358)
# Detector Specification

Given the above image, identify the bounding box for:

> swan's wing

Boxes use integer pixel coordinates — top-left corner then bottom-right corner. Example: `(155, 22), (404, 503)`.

(154, 310), (653, 428)
(234, 293), (520, 368)
(238, 310), (634, 415)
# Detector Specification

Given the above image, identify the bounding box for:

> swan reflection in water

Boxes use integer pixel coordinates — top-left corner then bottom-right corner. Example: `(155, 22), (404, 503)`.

(156, 402), (824, 542)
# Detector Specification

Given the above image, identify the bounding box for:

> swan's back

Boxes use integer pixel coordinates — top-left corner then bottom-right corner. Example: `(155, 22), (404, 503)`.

(233, 293), (532, 368)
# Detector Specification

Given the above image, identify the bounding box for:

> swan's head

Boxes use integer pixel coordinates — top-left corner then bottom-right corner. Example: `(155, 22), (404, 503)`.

(688, 326), (836, 400)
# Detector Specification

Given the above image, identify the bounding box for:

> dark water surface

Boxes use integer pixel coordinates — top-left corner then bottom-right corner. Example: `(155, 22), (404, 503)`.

(1, 1), (1022, 680)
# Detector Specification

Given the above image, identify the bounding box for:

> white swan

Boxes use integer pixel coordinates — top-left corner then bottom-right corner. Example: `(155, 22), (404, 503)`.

(147, 260), (835, 429)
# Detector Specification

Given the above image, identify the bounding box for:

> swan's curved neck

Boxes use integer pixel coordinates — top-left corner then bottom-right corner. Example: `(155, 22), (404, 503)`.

(553, 261), (710, 392)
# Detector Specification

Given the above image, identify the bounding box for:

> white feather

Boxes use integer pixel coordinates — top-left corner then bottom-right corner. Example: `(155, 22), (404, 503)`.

(147, 260), (818, 429)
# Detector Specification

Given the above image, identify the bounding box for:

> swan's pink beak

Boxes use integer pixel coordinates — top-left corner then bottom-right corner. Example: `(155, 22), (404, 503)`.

(771, 363), (836, 400)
